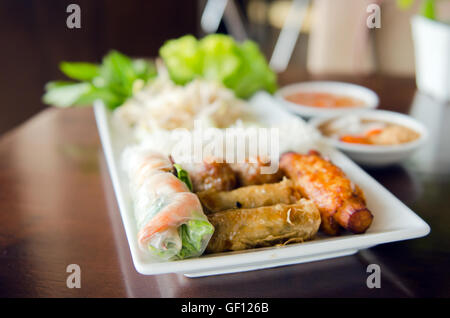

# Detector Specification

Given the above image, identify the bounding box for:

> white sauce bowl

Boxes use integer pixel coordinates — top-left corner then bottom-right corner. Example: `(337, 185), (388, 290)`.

(309, 110), (428, 167)
(276, 81), (379, 118)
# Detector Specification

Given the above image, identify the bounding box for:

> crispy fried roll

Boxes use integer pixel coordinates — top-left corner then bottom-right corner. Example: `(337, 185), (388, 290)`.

(280, 151), (373, 235)
(198, 178), (299, 213)
(230, 157), (284, 186)
(206, 199), (321, 253)
(181, 161), (237, 193)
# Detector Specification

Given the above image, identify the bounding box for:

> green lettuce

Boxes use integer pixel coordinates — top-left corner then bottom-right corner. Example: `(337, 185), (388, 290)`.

(177, 218), (214, 259)
(173, 164), (214, 259)
(173, 164), (193, 191)
(159, 35), (203, 85)
(159, 34), (277, 98)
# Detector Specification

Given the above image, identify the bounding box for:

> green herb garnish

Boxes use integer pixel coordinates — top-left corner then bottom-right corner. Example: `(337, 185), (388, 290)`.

(43, 50), (156, 110)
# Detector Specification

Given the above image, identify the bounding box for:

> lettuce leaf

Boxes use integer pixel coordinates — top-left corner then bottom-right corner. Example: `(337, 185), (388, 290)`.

(173, 164), (193, 191)
(226, 40), (277, 98)
(200, 34), (242, 83)
(177, 218), (214, 259)
(159, 35), (203, 85)
(172, 164), (214, 259)
(159, 34), (277, 98)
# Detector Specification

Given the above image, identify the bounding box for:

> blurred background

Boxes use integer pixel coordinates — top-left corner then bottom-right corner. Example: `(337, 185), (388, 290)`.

(0, 0), (449, 135)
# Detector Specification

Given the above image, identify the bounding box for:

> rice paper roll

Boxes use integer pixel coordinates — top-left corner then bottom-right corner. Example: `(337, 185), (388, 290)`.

(122, 148), (173, 192)
(122, 148), (214, 260)
(136, 192), (214, 260)
(198, 178), (298, 213)
(206, 199), (321, 253)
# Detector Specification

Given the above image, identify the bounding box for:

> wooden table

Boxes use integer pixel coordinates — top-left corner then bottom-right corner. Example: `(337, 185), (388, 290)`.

(1, 74), (449, 297)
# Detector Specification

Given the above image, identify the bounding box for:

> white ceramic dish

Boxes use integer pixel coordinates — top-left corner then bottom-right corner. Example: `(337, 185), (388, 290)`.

(276, 81), (379, 118)
(94, 92), (429, 277)
(309, 110), (428, 167)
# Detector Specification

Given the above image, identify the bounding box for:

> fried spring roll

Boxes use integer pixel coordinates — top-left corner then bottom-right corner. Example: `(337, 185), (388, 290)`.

(230, 157), (284, 186)
(280, 151), (373, 235)
(206, 199), (321, 253)
(181, 161), (237, 193)
(198, 178), (298, 213)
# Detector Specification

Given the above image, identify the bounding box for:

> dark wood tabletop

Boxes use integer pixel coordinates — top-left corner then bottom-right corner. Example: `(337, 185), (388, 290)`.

(1, 74), (449, 298)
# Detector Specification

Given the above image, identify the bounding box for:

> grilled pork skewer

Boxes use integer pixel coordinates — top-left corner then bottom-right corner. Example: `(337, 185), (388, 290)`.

(280, 151), (373, 235)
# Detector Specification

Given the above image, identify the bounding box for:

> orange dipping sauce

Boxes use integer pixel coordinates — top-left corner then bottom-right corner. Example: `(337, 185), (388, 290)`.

(285, 92), (365, 108)
(339, 128), (383, 145)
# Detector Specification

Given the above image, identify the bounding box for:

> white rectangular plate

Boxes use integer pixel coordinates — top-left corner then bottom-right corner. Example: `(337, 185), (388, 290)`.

(94, 93), (430, 277)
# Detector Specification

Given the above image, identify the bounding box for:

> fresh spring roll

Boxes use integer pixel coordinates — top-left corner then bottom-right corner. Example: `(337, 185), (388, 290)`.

(206, 199), (321, 253)
(122, 148), (214, 260)
(123, 149), (173, 192)
(197, 178), (298, 213)
(136, 191), (214, 259)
